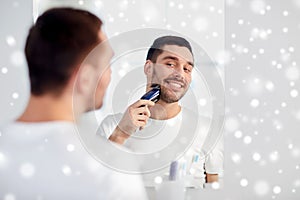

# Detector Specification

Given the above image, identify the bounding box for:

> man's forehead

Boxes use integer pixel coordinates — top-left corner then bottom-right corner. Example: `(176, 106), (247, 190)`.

(159, 45), (193, 64)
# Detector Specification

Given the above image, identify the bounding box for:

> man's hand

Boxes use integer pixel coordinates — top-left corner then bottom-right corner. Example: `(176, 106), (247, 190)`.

(109, 100), (155, 144)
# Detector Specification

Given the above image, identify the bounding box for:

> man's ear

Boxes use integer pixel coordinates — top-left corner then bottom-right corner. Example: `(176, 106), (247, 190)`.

(75, 63), (95, 95)
(144, 60), (153, 76)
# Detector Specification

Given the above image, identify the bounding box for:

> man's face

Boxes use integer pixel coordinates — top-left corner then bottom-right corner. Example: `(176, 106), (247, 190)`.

(147, 44), (194, 103)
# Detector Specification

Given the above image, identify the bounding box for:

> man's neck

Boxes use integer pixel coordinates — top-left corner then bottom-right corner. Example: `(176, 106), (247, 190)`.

(149, 100), (181, 120)
(17, 94), (76, 123)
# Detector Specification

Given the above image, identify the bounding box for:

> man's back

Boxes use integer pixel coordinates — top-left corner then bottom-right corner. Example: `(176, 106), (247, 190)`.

(0, 121), (148, 200)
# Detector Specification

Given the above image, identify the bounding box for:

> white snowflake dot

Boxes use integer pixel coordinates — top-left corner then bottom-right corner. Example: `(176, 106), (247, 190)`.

(276, 64), (282, 69)
(240, 178), (248, 187)
(250, 99), (260, 108)
(199, 98), (207, 106)
(273, 186), (281, 194)
(212, 32), (218, 37)
(231, 153), (241, 164)
(234, 130), (243, 138)
(6, 36), (16, 46)
(1, 67), (8, 74)
(267, 29), (272, 34)
(265, 81), (274, 91)
(12, 92), (19, 99)
(259, 49), (265, 54)
(281, 102), (287, 107)
(154, 176), (163, 184)
(290, 89), (298, 98)
(260, 10), (266, 15)
(288, 47), (294, 52)
(244, 136), (252, 144)
(269, 151), (279, 162)
(177, 4), (183, 9)
(274, 110), (280, 115)
(290, 81), (295, 87)
(119, 12), (124, 18)
(67, 144), (75, 152)
(211, 182), (220, 190)
(253, 153), (261, 161)
(19, 162), (35, 178)
(62, 165), (72, 176)
(238, 19), (244, 25)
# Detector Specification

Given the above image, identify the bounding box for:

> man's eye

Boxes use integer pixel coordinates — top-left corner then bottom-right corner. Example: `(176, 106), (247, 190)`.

(184, 67), (192, 73)
(166, 63), (175, 67)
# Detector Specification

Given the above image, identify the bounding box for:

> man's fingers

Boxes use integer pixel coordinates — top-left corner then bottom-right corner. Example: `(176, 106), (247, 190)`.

(136, 121), (147, 128)
(135, 107), (151, 117)
(136, 114), (148, 121)
(132, 99), (155, 108)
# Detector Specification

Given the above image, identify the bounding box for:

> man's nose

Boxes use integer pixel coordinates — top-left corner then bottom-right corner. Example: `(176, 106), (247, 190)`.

(173, 65), (185, 76)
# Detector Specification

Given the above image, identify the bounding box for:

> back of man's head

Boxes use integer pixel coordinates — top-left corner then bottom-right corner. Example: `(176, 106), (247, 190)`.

(146, 35), (193, 62)
(25, 8), (102, 96)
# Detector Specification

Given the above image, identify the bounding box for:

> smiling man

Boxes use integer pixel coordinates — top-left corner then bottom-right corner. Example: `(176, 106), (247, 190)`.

(98, 36), (223, 187)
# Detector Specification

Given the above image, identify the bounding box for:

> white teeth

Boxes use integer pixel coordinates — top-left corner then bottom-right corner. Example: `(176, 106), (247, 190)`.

(169, 82), (182, 88)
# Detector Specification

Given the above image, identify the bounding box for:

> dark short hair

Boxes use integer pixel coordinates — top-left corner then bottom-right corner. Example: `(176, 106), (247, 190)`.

(25, 8), (103, 96)
(146, 36), (193, 62)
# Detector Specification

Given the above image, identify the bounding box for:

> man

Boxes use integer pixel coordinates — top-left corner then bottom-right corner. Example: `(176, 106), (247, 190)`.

(98, 36), (224, 187)
(0, 8), (148, 199)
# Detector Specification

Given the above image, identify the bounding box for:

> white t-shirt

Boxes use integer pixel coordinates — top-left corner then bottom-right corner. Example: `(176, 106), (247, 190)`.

(0, 121), (148, 200)
(97, 107), (223, 187)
